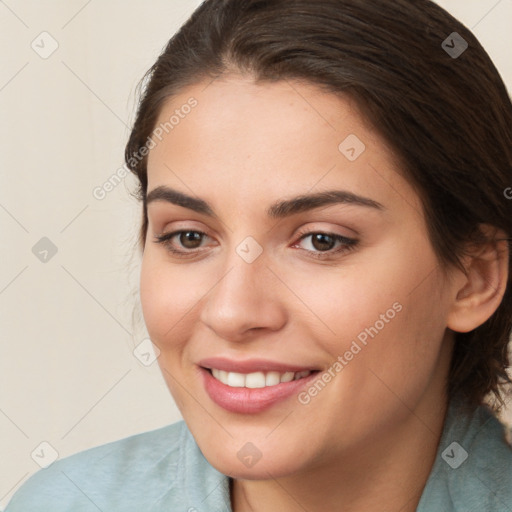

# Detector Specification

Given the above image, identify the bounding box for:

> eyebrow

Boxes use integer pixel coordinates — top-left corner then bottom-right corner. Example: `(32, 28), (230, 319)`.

(145, 185), (384, 219)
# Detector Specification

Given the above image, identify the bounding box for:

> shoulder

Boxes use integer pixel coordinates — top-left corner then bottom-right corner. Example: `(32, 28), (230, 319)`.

(463, 407), (512, 507)
(4, 421), (188, 512)
(418, 402), (512, 512)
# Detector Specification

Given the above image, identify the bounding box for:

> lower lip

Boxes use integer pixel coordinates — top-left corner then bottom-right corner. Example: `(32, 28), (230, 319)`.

(200, 367), (319, 414)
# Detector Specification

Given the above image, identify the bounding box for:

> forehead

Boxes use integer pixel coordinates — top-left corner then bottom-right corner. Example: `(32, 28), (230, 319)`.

(146, 75), (422, 217)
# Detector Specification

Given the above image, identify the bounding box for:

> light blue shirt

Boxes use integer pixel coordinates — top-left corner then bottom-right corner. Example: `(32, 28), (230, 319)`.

(4, 399), (512, 511)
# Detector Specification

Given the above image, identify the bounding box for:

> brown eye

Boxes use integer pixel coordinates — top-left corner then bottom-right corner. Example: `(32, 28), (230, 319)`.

(293, 231), (358, 260)
(310, 233), (336, 252)
(153, 230), (211, 258)
(178, 231), (204, 249)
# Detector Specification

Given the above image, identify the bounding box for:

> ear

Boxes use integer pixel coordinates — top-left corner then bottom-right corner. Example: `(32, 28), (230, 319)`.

(446, 225), (510, 333)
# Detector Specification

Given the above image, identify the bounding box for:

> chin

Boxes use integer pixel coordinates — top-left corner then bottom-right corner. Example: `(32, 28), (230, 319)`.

(199, 438), (307, 480)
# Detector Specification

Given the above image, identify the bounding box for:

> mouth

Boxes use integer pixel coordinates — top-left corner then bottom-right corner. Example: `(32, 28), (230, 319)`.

(199, 365), (322, 414)
(204, 367), (317, 388)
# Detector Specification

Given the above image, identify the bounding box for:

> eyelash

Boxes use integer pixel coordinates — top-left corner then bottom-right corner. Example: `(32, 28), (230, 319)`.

(153, 228), (358, 260)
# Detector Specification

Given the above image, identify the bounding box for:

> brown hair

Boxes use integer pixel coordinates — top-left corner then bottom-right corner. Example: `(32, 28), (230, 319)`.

(125, 0), (512, 410)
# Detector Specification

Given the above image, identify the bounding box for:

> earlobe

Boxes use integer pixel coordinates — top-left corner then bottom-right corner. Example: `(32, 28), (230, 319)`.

(446, 226), (509, 333)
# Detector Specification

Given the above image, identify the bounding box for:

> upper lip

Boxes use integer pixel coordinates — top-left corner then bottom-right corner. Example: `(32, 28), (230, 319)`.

(198, 357), (319, 374)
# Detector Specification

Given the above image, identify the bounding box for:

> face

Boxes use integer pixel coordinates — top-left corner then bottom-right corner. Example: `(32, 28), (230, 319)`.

(140, 75), (456, 479)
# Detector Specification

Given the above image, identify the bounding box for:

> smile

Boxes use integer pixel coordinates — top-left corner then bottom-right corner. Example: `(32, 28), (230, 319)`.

(210, 368), (313, 388)
(200, 365), (321, 414)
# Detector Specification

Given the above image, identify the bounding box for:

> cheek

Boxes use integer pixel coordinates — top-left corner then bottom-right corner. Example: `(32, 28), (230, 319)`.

(139, 251), (203, 345)
(289, 237), (447, 378)
(139, 254), (167, 339)
(280, 245), (406, 348)
(334, 251), (449, 404)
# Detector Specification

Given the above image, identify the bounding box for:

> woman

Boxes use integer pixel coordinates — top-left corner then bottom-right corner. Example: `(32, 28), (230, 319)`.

(6, 0), (512, 510)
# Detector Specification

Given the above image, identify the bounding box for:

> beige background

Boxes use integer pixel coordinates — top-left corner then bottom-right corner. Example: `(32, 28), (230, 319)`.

(0, 0), (511, 507)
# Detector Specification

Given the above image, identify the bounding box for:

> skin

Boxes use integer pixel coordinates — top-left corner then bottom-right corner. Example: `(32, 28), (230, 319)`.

(140, 75), (508, 512)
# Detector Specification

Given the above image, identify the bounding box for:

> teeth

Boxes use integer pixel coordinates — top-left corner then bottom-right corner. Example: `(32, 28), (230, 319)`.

(265, 371), (281, 386)
(210, 368), (312, 388)
(281, 371), (295, 383)
(227, 371), (245, 387)
(245, 372), (266, 389)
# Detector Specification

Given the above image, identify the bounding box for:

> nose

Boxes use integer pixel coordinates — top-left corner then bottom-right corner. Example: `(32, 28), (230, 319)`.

(199, 251), (288, 342)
